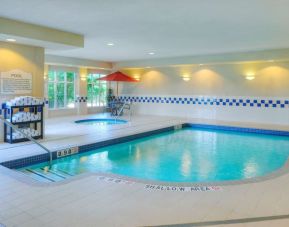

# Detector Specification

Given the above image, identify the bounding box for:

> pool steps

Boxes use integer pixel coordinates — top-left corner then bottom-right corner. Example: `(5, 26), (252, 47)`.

(20, 168), (74, 182)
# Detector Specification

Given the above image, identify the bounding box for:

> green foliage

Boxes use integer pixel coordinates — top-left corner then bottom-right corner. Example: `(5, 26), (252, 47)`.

(48, 71), (75, 109)
(48, 83), (55, 108)
(87, 74), (107, 106)
(56, 82), (65, 108)
(107, 88), (114, 103)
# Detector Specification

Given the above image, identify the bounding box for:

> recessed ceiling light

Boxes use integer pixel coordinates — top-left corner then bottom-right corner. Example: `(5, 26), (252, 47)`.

(148, 52), (155, 55)
(107, 43), (114, 46)
(6, 38), (16, 42)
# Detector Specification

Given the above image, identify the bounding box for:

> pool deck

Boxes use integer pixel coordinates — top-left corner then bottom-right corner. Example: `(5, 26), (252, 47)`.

(1, 114), (289, 226)
(0, 114), (185, 163)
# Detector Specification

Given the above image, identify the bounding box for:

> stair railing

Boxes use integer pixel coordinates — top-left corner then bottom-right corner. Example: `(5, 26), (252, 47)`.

(0, 116), (52, 167)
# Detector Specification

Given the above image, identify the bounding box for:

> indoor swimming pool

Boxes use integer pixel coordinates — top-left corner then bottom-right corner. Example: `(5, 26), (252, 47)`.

(18, 125), (289, 183)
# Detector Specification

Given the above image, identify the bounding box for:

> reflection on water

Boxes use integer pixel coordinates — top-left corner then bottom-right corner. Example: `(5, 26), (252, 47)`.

(243, 161), (259, 179)
(181, 151), (192, 177)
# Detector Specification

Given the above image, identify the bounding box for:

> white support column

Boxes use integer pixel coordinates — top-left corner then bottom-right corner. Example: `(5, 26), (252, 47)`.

(41, 65), (49, 138)
(43, 65), (49, 120)
(76, 68), (88, 115)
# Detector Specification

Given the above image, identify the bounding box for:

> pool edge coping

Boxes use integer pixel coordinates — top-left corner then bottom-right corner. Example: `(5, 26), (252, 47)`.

(74, 118), (128, 124)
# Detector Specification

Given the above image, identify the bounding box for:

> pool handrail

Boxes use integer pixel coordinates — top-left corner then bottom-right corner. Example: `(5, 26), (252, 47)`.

(115, 101), (132, 121)
(0, 116), (52, 167)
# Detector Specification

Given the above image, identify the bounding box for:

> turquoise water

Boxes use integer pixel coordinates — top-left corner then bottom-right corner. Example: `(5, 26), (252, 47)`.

(22, 128), (289, 182)
(75, 118), (127, 125)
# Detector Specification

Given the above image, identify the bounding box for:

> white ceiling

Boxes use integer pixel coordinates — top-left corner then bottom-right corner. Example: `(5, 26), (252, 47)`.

(1, 0), (289, 62)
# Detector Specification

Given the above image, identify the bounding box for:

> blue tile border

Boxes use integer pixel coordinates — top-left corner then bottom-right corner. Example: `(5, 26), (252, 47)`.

(78, 126), (174, 153)
(119, 95), (289, 109)
(75, 96), (88, 103)
(185, 123), (289, 136)
(2, 123), (289, 169)
(1, 96), (288, 113)
(0, 152), (58, 169)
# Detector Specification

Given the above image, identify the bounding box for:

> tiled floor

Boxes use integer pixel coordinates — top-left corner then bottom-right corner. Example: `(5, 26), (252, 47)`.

(1, 114), (289, 227)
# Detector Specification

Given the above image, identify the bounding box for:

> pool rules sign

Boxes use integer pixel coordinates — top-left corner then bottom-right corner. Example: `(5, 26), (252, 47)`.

(0, 70), (32, 94)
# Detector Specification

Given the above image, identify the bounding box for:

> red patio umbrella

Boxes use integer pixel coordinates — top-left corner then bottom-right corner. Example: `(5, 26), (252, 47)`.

(97, 71), (138, 96)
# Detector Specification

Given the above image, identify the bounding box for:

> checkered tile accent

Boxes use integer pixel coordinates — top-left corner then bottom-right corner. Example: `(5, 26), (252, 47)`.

(44, 98), (49, 105)
(75, 96), (88, 103)
(119, 95), (289, 108)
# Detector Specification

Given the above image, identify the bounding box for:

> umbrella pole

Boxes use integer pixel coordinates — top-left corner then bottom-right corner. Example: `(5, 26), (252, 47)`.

(117, 81), (119, 97)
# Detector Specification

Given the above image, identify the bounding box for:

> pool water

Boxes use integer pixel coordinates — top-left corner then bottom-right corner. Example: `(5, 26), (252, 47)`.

(20, 128), (289, 183)
(75, 118), (127, 125)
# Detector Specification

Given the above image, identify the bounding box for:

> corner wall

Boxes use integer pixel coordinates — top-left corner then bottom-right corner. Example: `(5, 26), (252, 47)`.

(0, 41), (44, 102)
(0, 41), (44, 142)
(120, 61), (289, 126)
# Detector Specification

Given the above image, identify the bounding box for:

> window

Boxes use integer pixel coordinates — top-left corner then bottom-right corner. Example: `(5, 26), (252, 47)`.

(48, 71), (75, 109)
(87, 74), (107, 107)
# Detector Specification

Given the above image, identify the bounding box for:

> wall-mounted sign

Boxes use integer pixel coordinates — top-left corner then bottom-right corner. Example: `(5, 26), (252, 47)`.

(0, 70), (32, 95)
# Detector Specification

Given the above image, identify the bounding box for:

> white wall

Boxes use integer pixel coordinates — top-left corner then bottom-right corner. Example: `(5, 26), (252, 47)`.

(47, 108), (78, 118)
(120, 61), (289, 126)
(0, 42), (44, 104)
(87, 107), (105, 114)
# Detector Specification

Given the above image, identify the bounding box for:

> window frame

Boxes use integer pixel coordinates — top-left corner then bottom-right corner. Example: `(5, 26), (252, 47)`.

(87, 73), (107, 107)
(48, 71), (76, 109)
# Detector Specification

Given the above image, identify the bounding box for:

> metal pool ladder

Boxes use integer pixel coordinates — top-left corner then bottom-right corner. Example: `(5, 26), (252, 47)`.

(0, 116), (53, 167)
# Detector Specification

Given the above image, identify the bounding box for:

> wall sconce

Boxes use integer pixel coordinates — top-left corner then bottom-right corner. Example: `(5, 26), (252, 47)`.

(246, 76), (255, 80)
(79, 73), (87, 81)
(245, 72), (255, 80)
(133, 74), (141, 81)
(182, 74), (191, 81)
